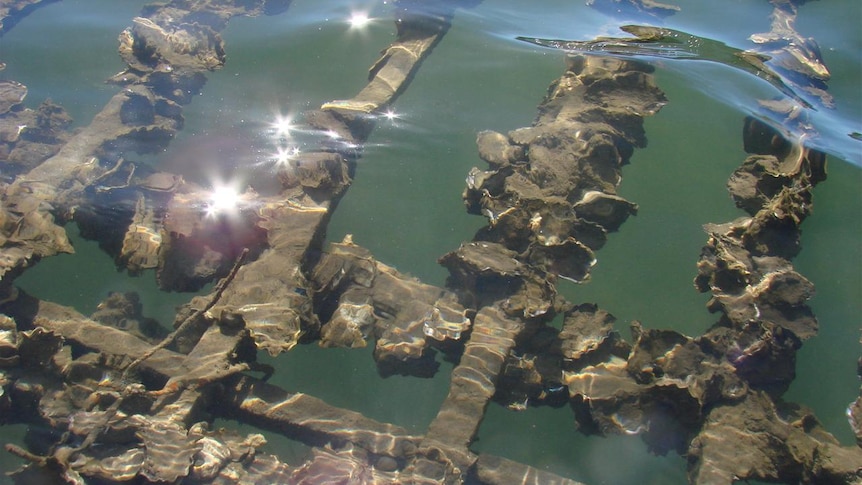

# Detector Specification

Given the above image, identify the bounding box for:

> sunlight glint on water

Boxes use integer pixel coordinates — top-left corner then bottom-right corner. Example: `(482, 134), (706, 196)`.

(0, 0), (859, 483)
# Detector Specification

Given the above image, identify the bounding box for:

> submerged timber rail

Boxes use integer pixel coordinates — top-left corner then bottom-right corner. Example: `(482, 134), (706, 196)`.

(0, 0), (859, 484)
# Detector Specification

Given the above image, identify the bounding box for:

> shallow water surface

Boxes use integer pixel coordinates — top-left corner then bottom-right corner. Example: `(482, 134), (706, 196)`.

(0, 0), (860, 483)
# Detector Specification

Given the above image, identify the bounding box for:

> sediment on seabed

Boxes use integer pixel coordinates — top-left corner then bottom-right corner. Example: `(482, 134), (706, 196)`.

(0, 0), (859, 484)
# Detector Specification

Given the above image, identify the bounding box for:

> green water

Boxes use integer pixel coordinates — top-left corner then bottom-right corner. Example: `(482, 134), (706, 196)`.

(2, 0), (860, 483)
(0, 0), (146, 127)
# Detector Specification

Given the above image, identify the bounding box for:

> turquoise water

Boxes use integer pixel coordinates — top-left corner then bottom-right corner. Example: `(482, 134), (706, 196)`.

(1, 0), (860, 483)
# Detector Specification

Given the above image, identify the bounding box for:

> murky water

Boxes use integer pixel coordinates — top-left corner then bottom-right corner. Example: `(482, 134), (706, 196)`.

(1, 0), (859, 483)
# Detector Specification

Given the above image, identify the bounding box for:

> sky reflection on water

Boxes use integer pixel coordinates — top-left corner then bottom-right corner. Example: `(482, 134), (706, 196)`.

(0, 0), (860, 483)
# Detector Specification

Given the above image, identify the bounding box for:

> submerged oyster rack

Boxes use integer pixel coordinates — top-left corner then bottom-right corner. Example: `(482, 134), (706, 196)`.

(0, 0), (860, 484)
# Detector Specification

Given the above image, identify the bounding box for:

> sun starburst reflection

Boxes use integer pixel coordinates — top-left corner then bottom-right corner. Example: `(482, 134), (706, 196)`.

(348, 11), (372, 29)
(273, 145), (302, 167)
(204, 182), (243, 218)
(271, 114), (295, 139)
